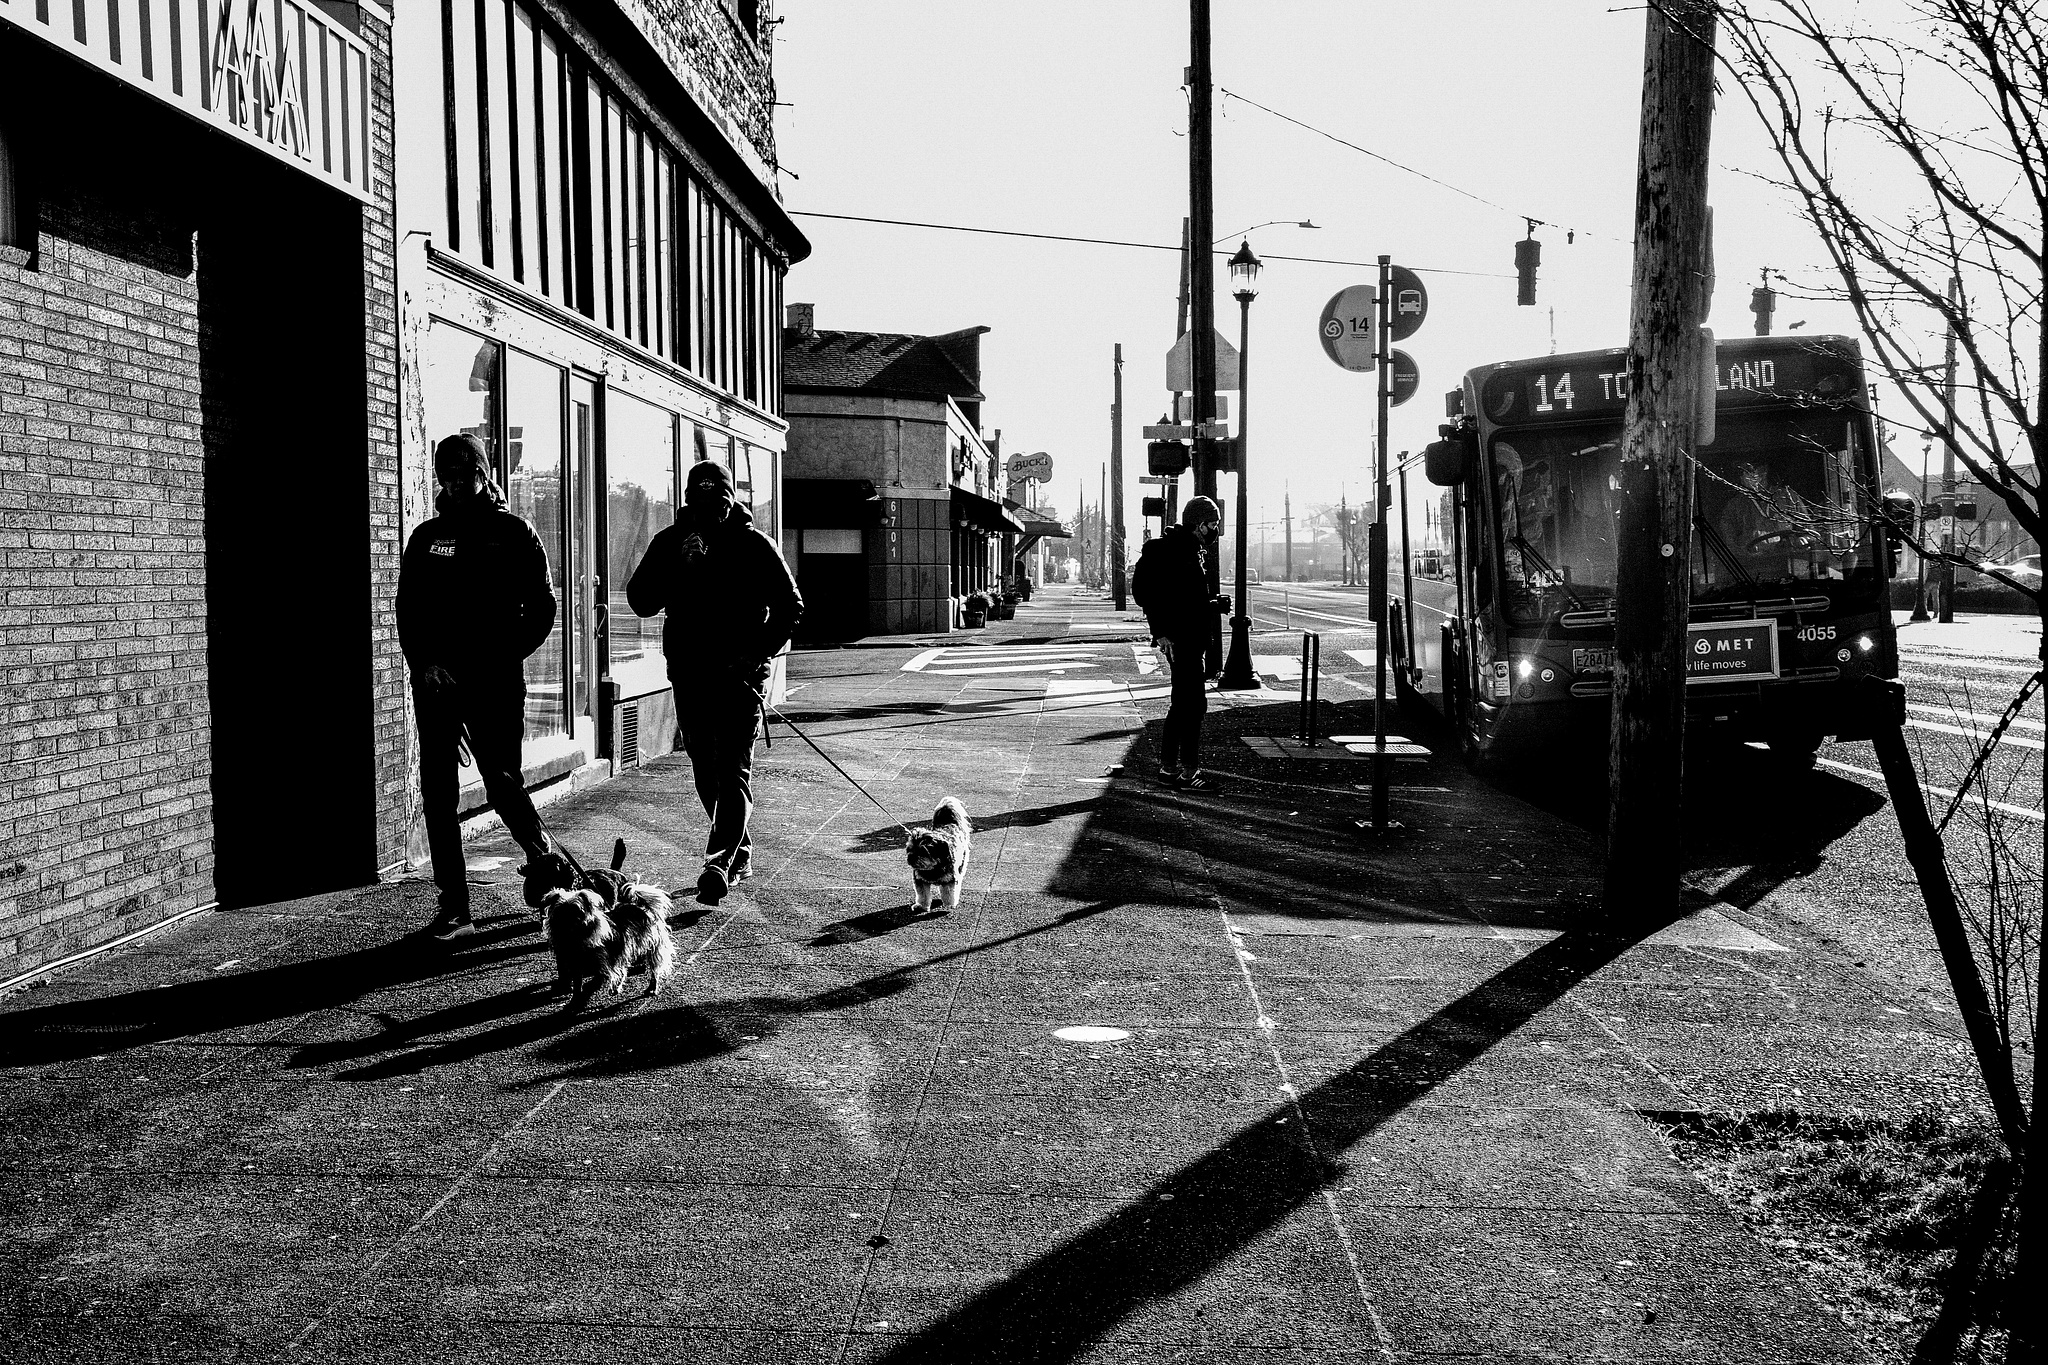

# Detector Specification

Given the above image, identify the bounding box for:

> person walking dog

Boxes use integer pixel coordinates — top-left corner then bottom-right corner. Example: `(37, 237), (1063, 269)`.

(1132, 495), (1231, 788)
(397, 433), (563, 935)
(628, 460), (803, 905)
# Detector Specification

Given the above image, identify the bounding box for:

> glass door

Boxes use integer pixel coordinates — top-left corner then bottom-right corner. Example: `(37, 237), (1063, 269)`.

(570, 374), (601, 739)
(505, 350), (568, 743)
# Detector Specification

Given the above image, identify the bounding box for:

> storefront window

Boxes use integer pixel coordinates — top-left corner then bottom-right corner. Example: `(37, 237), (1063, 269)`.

(506, 350), (567, 741)
(607, 391), (676, 681)
(423, 320), (499, 481)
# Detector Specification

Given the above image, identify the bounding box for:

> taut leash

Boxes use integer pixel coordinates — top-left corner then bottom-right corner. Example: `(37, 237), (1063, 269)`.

(762, 702), (914, 839)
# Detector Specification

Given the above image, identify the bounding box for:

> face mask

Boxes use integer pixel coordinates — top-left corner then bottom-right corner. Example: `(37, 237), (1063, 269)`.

(686, 486), (734, 522)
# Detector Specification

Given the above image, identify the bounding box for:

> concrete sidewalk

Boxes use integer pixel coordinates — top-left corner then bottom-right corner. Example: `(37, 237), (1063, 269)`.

(0, 584), (1982, 1363)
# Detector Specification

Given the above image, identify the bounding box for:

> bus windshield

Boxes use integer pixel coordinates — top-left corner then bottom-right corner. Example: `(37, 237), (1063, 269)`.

(1488, 409), (1878, 625)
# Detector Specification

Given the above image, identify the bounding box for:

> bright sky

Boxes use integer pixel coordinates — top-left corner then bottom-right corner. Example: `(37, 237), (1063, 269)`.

(773, 1), (1885, 534)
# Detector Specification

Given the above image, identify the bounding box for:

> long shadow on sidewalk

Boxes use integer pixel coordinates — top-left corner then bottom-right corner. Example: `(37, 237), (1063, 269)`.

(851, 693), (1892, 1361)
(867, 920), (1676, 1363)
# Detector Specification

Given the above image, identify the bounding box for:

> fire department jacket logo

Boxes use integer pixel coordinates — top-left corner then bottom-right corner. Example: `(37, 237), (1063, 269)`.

(430, 540), (457, 557)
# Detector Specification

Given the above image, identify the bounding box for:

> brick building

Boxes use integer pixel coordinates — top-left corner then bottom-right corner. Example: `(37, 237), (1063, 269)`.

(781, 305), (1022, 638)
(1, 1), (400, 982)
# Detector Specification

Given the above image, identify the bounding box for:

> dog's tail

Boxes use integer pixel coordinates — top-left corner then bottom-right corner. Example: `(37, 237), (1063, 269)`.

(932, 797), (970, 830)
(611, 837), (628, 872)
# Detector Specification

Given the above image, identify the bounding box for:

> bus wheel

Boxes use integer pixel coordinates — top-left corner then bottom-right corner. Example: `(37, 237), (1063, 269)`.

(1768, 731), (1823, 770)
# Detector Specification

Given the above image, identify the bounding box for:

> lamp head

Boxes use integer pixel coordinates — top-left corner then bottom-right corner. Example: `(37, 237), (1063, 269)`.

(1228, 239), (1262, 303)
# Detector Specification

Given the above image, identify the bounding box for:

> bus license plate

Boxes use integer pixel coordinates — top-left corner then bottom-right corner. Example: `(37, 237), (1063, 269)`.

(1686, 620), (1779, 684)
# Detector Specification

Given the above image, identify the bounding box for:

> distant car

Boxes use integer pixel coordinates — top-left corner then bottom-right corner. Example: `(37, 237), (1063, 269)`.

(1976, 553), (2041, 586)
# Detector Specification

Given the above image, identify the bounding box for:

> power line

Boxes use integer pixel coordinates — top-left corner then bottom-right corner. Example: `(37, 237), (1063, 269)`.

(1219, 88), (1603, 244)
(788, 210), (1513, 278)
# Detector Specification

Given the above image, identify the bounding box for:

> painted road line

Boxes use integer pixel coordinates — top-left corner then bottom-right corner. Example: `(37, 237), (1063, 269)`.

(1907, 701), (2045, 732)
(925, 662), (1105, 676)
(1252, 655), (1303, 679)
(1897, 652), (2041, 676)
(1254, 604), (1377, 628)
(1816, 757), (2044, 822)
(1906, 718), (2046, 751)
(1133, 645), (1161, 675)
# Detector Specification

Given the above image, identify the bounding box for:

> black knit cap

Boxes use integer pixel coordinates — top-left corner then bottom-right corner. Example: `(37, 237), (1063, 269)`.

(685, 459), (734, 493)
(434, 432), (490, 481)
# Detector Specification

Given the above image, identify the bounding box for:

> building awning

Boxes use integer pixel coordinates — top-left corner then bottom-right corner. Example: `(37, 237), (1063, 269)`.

(785, 478), (881, 527)
(951, 485), (1027, 536)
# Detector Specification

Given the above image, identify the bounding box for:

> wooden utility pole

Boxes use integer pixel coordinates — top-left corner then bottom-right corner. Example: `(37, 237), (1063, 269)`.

(1605, 0), (1716, 916)
(1938, 275), (1960, 624)
(1187, 0), (1221, 673)
(1100, 462), (1109, 587)
(1284, 489), (1292, 583)
(1111, 345), (1127, 609)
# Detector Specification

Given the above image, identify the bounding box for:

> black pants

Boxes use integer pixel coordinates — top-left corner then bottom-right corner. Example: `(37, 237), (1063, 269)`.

(415, 666), (548, 907)
(1160, 633), (1209, 773)
(676, 675), (763, 876)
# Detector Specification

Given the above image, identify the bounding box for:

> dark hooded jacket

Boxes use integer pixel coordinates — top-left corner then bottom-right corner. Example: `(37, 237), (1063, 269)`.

(626, 503), (802, 688)
(396, 501), (556, 672)
(1132, 524), (1214, 640)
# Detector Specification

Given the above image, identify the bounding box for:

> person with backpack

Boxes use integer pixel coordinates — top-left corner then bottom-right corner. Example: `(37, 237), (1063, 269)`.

(1132, 496), (1231, 788)
(627, 460), (803, 905)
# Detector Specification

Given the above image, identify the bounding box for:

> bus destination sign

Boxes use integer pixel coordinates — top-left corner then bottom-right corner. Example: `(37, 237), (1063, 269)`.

(1685, 620), (1779, 685)
(1478, 342), (1858, 426)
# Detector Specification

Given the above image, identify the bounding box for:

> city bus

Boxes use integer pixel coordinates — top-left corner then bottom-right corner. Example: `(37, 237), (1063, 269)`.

(1394, 334), (1904, 770)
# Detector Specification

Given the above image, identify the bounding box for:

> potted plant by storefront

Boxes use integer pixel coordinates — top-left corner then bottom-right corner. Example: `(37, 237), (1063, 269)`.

(962, 591), (992, 628)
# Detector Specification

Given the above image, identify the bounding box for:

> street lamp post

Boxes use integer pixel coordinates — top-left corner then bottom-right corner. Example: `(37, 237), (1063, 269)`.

(1219, 240), (1262, 690)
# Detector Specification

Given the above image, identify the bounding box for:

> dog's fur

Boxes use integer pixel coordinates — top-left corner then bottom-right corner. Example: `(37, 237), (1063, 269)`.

(541, 883), (677, 1011)
(906, 797), (971, 912)
(521, 838), (630, 909)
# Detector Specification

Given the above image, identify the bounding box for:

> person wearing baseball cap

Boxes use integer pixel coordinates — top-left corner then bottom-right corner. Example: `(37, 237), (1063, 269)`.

(1130, 496), (1231, 788)
(627, 457), (803, 904)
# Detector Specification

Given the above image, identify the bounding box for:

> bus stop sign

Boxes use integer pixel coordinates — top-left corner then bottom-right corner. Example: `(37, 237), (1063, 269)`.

(1388, 265), (1428, 343)
(1389, 350), (1421, 407)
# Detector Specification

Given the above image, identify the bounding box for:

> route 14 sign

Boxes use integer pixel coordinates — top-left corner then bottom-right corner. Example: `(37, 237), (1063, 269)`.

(1318, 285), (1378, 372)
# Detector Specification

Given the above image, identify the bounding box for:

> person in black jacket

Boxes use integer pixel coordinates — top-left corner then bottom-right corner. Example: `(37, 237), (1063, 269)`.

(396, 434), (561, 935)
(627, 460), (803, 905)
(1133, 496), (1231, 788)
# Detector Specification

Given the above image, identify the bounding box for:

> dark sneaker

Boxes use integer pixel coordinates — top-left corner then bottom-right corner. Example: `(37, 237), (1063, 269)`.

(423, 901), (475, 938)
(695, 865), (729, 906)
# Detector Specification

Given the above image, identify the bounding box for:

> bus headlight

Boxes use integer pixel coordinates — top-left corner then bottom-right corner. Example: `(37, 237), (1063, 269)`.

(1857, 634), (1875, 652)
(1515, 659), (1535, 680)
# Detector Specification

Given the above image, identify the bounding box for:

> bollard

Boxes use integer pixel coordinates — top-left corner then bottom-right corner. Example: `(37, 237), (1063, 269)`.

(1297, 632), (1320, 746)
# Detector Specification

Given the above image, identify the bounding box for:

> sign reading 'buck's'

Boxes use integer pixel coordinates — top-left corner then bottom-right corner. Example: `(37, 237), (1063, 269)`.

(0, 0), (375, 202)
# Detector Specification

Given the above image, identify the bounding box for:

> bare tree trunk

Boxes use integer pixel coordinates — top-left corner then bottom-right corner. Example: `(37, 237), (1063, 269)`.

(2011, 265), (2048, 1363)
(1605, 0), (1715, 917)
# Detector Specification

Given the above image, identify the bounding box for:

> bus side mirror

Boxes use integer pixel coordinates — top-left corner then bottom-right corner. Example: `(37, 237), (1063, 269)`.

(1879, 490), (1916, 538)
(1424, 432), (1474, 487)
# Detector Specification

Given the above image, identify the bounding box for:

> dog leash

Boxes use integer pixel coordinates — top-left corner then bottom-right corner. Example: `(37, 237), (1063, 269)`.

(454, 718), (593, 883)
(762, 702), (913, 838)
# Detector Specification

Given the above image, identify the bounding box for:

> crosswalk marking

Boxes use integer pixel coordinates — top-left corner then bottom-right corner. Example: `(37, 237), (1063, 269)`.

(1251, 654), (1302, 679)
(903, 643), (1105, 675)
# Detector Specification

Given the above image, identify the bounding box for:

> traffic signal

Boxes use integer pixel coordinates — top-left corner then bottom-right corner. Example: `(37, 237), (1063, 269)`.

(1514, 236), (1540, 306)
(1140, 496), (1167, 518)
(1147, 440), (1190, 477)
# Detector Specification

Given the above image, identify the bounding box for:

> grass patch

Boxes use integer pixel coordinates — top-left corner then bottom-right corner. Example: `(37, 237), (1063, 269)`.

(1647, 1109), (2015, 1364)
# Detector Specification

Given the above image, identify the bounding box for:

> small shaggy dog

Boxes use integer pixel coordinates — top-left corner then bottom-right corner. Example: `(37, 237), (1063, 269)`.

(905, 797), (972, 912)
(540, 883), (677, 1012)
(526, 837), (677, 1011)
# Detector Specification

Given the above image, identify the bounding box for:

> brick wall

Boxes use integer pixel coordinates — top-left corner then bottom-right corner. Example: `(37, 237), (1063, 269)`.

(0, 187), (212, 975)
(360, 14), (409, 872)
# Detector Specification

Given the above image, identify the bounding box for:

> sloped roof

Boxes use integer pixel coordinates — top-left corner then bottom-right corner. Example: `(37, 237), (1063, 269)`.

(783, 326), (988, 401)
